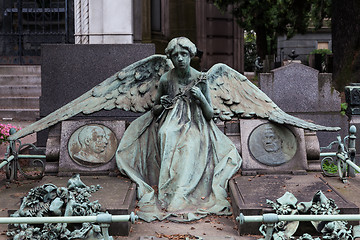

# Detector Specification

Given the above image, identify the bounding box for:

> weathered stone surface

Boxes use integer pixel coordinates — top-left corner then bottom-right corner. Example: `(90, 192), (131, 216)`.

(318, 73), (339, 111)
(345, 84), (360, 116)
(259, 63), (340, 113)
(259, 63), (346, 149)
(58, 120), (126, 175)
(304, 130), (321, 171)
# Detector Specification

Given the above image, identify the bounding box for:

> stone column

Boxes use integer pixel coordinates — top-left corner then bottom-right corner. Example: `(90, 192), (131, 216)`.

(74, 0), (89, 44)
(74, 0), (133, 44)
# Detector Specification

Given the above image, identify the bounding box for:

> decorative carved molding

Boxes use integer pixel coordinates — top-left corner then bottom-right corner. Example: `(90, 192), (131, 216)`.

(74, 0), (89, 44)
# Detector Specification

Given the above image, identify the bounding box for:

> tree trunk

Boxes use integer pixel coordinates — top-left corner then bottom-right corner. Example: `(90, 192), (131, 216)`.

(332, 0), (360, 91)
(255, 27), (268, 60)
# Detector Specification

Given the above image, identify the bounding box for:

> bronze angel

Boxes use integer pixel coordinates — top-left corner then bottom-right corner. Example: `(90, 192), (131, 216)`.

(9, 37), (339, 222)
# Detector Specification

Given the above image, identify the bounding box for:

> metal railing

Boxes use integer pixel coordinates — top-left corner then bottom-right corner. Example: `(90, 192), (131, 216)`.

(237, 213), (358, 240)
(237, 213), (360, 224)
(0, 128), (45, 181)
(2, 212), (138, 240)
(320, 125), (359, 182)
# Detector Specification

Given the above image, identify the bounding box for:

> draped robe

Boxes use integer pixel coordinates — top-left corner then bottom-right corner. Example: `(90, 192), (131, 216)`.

(116, 79), (242, 222)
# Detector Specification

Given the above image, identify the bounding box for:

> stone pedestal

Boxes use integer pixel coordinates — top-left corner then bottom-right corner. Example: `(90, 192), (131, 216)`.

(304, 130), (321, 171)
(57, 120), (126, 176)
(240, 119), (308, 175)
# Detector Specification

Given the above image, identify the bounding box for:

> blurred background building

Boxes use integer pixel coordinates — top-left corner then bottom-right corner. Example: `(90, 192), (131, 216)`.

(0, 0), (244, 72)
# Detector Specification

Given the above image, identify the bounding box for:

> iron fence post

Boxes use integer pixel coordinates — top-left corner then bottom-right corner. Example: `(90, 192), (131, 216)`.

(348, 125), (357, 177)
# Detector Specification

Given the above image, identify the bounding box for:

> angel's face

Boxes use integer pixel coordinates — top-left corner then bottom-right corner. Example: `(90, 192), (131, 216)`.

(170, 45), (191, 70)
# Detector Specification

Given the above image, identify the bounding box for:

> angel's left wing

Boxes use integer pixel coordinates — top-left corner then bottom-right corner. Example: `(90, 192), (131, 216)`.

(9, 55), (173, 140)
(207, 63), (340, 131)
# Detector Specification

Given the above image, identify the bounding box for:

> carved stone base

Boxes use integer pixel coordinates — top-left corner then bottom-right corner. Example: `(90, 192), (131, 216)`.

(58, 120), (126, 176)
(229, 174), (359, 235)
(240, 119), (308, 174)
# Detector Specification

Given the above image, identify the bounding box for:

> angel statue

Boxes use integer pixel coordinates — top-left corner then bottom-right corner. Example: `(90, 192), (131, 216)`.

(9, 37), (339, 222)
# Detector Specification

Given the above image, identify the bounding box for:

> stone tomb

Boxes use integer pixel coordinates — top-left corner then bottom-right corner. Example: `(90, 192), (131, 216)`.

(229, 174), (359, 235)
(229, 119), (359, 236)
(43, 120), (135, 236)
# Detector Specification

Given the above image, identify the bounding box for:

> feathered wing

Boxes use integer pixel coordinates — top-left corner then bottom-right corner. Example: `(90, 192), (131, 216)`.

(206, 63), (340, 131)
(9, 55), (173, 140)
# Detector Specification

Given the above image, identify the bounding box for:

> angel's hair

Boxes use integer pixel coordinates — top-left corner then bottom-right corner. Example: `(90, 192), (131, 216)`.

(165, 37), (197, 58)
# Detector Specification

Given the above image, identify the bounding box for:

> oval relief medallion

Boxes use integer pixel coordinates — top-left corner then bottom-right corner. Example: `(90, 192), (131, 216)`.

(249, 123), (297, 166)
(68, 124), (118, 166)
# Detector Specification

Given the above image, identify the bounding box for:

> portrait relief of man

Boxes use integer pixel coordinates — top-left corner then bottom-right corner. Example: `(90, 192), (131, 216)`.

(262, 125), (282, 153)
(249, 123), (297, 166)
(68, 124), (118, 166)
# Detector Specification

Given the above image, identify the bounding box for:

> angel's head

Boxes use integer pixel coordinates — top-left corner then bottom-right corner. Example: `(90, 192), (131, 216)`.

(165, 37), (197, 59)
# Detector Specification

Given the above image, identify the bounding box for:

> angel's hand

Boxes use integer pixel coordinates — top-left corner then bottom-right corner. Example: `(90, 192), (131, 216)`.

(190, 86), (204, 101)
(160, 95), (173, 108)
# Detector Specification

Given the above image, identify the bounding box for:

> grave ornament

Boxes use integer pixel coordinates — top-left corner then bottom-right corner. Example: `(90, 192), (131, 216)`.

(259, 191), (353, 240)
(7, 174), (104, 240)
(8, 37), (339, 222)
(288, 50), (299, 61)
(255, 56), (264, 72)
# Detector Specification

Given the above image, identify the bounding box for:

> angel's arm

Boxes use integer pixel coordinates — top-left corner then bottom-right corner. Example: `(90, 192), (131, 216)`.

(152, 77), (166, 117)
(191, 81), (214, 121)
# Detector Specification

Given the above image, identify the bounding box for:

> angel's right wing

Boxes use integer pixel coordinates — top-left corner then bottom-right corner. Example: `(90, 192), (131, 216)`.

(206, 63), (340, 132)
(9, 55), (173, 140)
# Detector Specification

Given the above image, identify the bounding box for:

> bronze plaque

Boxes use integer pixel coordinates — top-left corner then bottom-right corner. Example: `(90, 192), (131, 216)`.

(248, 123), (297, 166)
(68, 124), (118, 166)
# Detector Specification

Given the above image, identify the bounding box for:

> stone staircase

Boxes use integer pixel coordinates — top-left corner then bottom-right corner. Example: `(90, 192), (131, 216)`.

(0, 65), (41, 121)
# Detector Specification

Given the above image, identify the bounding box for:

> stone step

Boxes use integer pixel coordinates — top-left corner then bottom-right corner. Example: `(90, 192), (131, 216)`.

(0, 65), (41, 122)
(0, 65), (41, 75)
(0, 97), (39, 109)
(0, 75), (41, 85)
(0, 109), (39, 121)
(0, 85), (41, 97)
